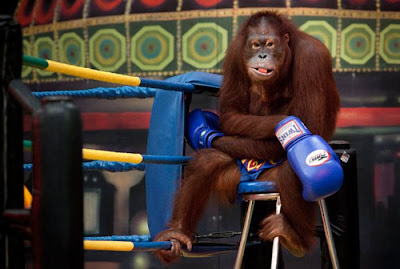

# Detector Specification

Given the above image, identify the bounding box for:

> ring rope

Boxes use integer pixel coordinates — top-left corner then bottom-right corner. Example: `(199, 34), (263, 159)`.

(32, 86), (156, 99)
(24, 141), (191, 164)
(83, 161), (145, 171)
(24, 55), (141, 87)
(84, 241), (135, 251)
(83, 240), (171, 251)
(23, 164), (31, 172)
(24, 185), (32, 209)
(82, 148), (143, 163)
(84, 235), (151, 242)
(23, 55), (196, 92)
(139, 77), (196, 92)
(83, 148), (191, 164)
(23, 140), (32, 150)
(23, 161), (145, 172)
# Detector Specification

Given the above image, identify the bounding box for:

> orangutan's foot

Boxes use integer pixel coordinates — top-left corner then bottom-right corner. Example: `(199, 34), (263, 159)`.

(153, 228), (193, 264)
(258, 214), (306, 257)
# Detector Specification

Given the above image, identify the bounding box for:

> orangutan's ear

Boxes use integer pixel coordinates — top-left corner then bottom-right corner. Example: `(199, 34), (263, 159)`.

(284, 33), (289, 43)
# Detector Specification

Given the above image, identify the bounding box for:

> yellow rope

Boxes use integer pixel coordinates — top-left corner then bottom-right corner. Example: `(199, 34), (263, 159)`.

(46, 60), (141, 86)
(82, 148), (143, 164)
(23, 185), (32, 209)
(84, 241), (134, 251)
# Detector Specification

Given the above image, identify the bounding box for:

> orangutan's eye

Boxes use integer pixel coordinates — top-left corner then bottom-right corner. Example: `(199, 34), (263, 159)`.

(252, 42), (260, 50)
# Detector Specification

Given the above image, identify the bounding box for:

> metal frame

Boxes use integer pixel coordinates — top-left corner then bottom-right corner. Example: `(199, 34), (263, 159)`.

(234, 193), (340, 269)
(319, 199), (340, 269)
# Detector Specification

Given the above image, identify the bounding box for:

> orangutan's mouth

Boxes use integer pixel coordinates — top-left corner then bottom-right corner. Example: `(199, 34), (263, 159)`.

(251, 67), (274, 77)
(255, 67), (273, 74)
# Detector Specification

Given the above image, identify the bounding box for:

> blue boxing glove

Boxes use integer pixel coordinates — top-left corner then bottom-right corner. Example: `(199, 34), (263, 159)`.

(275, 116), (343, 201)
(186, 109), (224, 150)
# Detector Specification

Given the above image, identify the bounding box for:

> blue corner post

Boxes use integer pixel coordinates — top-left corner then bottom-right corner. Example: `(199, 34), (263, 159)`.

(145, 72), (222, 238)
(145, 88), (185, 238)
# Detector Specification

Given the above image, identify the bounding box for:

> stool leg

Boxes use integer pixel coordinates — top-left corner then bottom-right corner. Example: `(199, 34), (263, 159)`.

(319, 199), (340, 269)
(270, 196), (281, 269)
(234, 200), (255, 269)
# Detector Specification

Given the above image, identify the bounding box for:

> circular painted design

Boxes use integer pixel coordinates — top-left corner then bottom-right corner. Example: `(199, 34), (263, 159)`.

(93, 0), (124, 11)
(35, 0), (57, 25)
(195, 0), (223, 7)
(341, 24), (375, 65)
(345, 32), (370, 57)
(349, 0), (367, 3)
(194, 35), (216, 57)
(131, 25), (174, 71)
(139, 36), (163, 61)
(22, 39), (32, 78)
(33, 36), (55, 76)
(89, 29), (126, 71)
(140, 0), (165, 7)
(182, 22), (228, 69)
(16, 0), (35, 27)
(380, 24), (400, 64)
(188, 31), (218, 63)
(299, 21), (337, 57)
(60, 0), (85, 19)
(59, 32), (85, 66)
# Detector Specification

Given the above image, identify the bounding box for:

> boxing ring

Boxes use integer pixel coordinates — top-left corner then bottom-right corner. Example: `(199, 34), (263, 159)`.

(6, 51), (247, 266)
(22, 56), (227, 246)
(0, 17), (359, 269)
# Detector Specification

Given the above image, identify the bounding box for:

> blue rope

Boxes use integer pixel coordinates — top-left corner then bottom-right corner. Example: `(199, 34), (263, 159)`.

(32, 86), (156, 99)
(84, 234), (152, 242)
(24, 156), (191, 172)
(140, 78), (196, 92)
(142, 155), (192, 164)
(83, 161), (145, 171)
(23, 161), (145, 172)
(127, 241), (171, 250)
(84, 235), (172, 250)
(24, 164), (32, 172)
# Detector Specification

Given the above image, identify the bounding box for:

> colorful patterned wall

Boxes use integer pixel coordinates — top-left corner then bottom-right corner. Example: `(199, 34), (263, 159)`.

(15, 0), (400, 83)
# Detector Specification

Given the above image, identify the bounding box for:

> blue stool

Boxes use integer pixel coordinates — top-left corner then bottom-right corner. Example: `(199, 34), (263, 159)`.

(234, 181), (340, 269)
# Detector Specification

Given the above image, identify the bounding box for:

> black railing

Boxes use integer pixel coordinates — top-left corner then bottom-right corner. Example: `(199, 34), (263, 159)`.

(0, 16), (83, 269)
